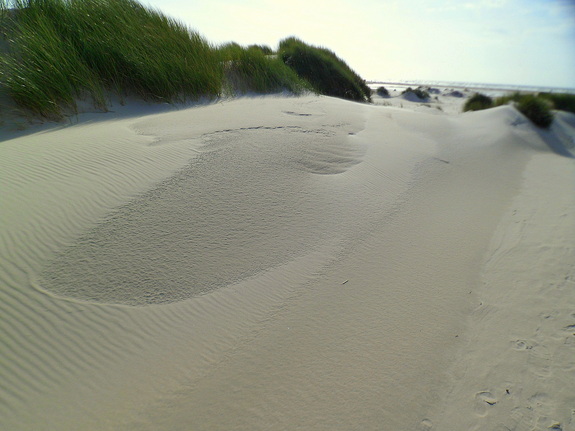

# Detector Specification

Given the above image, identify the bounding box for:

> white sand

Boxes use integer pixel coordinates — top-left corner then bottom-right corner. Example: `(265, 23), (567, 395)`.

(0, 92), (573, 430)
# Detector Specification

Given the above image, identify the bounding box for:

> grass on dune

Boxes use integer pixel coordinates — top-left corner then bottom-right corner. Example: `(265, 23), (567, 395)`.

(493, 92), (555, 129)
(493, 92), (523, 107)
(0, 0), (223, 118)
(401, 86), (430, 100)
(537, 92), (575, 115)
(463, 93), (493, 112)
(514, 95), (554, 128)
(278, 37), (371, 103)
(0, 1), (373, 119)
(218, 42), (311, 95)
(376, 86), (389, 97)
(462, 91), (575, 129)
(493, 91), (575, 116)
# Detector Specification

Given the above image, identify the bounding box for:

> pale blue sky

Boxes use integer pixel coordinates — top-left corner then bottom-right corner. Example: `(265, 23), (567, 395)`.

(144, 0), (575, 88)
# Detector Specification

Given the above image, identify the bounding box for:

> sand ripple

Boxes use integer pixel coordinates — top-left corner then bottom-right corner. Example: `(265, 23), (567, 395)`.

(38, 125), (367, 305)
(2, 96), (569, 430)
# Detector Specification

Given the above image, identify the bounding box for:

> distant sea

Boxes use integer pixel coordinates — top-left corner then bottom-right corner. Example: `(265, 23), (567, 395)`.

(368, 80), (575, 96)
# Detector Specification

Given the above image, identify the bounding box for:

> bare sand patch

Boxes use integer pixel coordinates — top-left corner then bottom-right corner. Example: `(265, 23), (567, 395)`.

(1, 94), (572, 430)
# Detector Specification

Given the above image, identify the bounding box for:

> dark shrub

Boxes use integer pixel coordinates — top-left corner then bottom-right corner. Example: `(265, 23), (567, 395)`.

(463, 93), (493, 112)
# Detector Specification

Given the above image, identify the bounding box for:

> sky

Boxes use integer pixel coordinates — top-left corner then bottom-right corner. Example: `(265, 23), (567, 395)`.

(143, 0), (575, 89)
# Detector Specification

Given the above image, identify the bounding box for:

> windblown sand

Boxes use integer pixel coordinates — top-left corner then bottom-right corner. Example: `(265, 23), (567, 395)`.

(0, 93), (573, 430)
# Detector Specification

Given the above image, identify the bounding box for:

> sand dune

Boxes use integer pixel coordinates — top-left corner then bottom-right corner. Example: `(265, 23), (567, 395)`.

(0, 94), (573, 430)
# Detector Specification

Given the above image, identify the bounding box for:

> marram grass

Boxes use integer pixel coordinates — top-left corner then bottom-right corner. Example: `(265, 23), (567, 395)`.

(462, 91), (572, 129)
(463, 93), (493, 112)
(278, 37), (372, 103)
(0, 0), (223, 118)
(218, 43), (311, 95)
(515, 95), (554, 129)
(0, 0), (373, 118)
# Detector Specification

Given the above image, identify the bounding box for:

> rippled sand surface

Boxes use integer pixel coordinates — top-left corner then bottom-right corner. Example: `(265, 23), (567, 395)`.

(1, 95), (573, 430)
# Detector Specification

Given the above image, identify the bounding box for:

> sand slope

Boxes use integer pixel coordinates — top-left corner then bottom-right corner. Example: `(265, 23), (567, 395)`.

(0, 95), (573, 430)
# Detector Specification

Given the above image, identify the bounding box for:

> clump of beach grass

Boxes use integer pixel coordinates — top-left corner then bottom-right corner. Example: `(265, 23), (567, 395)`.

(218, 43), (311, 95)
(494, 93), (555, 129)
(515, 95), (554, 128)
(538, 92), (575, 115)
(493, 92), (523, 107)
(463, 93), (493, 112)
(463, 91), (556, 129)
(0, 0), (223, 118)
(402, 87), (430, 100)
(246, 44), (274, 55)
(376, 86), (389, 97)
(278, 37), (372, 103)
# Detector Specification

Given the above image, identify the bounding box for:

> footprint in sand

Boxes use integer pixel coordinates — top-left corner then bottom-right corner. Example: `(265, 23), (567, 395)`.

(474, 391), (498, 417)
(512, 339), (533, 350)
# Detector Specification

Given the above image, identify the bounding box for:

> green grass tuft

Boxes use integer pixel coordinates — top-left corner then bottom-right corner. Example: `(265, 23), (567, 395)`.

(463, 93), (493, 112)
(218, 43), (310, 95)
(538, 92), (575, 115)
(278, 37), (371, 103)
(516, 95), (554, 128)
(494, 92), (554, 128)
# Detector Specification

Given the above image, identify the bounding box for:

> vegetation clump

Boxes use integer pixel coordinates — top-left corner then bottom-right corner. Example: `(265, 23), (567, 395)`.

(278, 37), (371, 103)
(401, 86), (430, 100)
(218, 43), (310, 95)
(0, 1), (373, 118)
(464, 91), (557, 129)
(493, 92), (523, 107)
(445, 90), (464, 98)
(463, 93), (493, 112)
(376, 86), (389, 97)
(246, 44), (274, 55)
(494, 92), (555, 128)
(515, 95), (554, 128)
(0, 0), (223, 118)
(538, 92), (575, 115)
